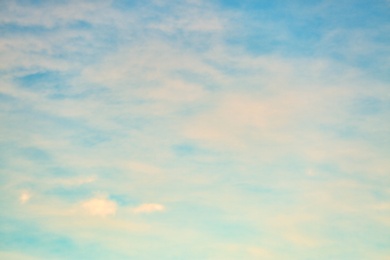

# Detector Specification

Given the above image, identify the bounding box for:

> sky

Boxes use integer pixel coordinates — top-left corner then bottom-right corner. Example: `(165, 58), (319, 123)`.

(0, 0), (390, 259)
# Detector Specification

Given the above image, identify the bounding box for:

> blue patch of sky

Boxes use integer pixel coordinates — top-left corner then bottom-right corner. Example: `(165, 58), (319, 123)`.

(205, 58), (262, 79)
(15, 71), (68, 92)
(371, 188), (390, 202)
(236, 183), (276, 194)
(9, 108), (111, 148)
(0, 156), (6, 171)
(0, 23), (97, 65)
(317, 117), (389, 154)
(220, 0), (390, 30)
(0, 218), (76, 257)
(47, 91), (90, 100)
(0, 217), (125, 260)
(46, 167), (78, 177)
(173, 69), (217, 90)
(14, 0), (47, 6)
(111, 115), (150, 132)
(218, 0), (282, 10)
(33, 165), (95, 181)
(67, 20), (93, 30)
(176, 105), (212, 118)
(21, 147), (52, 162)
(324, 96), (390, 148)
(0, 93), (17, 104)
(6, 111), (73, 136)
(206, 221), (260, 243)
(45, 186), (95, 203)
(220, 0), (390, 75)
(321, 216), (390, 255)
(322, 0), (390, 28)
(220, 1), (323, 53)
(92, 167), (123, 179)
(314, 161), (342, 175)
(109, 194), (138, 206)
(352, 96), (383, 116)
(0, 23), (53, 35)
(164, 156), (238, 183)
(0, 26), (120, 69)
(11, 0), (74, 10)
(47, 37), (118, 64)
(0, 142), (49, 168)
(172, 143), (198, 156)
(333, 125), (360, 140)
(70, 130), (111, 148)
(111, 0), (139, 10)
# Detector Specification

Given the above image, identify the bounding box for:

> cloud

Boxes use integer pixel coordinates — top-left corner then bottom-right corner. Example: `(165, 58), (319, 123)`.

(0, 0), (389, 259)
(19, 191), (31, 204)
(56, 176), (96, 186)
(0, 251), (40, 260)
(81, 196), (117, 217)
(124, 162), (162, 175)
(133, 203), (165, 214)
(284, 231), (322, 247)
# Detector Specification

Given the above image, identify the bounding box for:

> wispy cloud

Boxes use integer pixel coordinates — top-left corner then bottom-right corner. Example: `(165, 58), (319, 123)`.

(1, 0), (389, 259)
(81, 196), (117, 217)
(133, 203), (165, 214)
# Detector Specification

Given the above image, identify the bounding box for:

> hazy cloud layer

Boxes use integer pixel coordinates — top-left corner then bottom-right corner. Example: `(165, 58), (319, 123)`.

(0, 0), (389, 259)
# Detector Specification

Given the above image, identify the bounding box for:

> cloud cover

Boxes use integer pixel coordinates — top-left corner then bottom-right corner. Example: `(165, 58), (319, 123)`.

(0, 0), (389, 259)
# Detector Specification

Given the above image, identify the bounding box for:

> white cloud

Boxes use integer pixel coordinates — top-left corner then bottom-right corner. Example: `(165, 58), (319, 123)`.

(81, 196), (117, 217)
(133, 203), (165, 213)
(19, 191), (31, 204)
(0, 1), (389, 258)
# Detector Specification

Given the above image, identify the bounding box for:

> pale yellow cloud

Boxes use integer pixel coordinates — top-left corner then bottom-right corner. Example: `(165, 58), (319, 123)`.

(81, 196), (117, 217)
(19, 191), (31, 204)
(133, 203), (165, 213)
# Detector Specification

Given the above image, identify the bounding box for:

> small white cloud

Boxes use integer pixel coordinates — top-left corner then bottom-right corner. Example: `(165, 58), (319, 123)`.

(81, 196), (117, 217)
(19, 191), (31, 204)
(133, 203), (165, 213)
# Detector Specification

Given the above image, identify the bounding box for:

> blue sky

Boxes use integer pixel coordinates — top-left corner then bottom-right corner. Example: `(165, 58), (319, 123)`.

(0, 0), (390, 259)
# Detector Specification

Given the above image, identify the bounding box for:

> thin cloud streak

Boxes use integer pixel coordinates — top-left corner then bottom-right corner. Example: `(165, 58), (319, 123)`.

(133, 203), (165, 214)
(0, 0), (389, 259)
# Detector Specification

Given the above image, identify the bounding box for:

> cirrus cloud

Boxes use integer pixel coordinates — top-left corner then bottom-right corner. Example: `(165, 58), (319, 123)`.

(133, 203), (165, 214)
